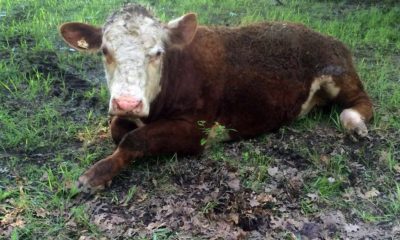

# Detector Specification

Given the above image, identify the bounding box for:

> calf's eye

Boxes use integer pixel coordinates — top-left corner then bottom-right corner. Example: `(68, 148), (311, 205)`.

(148, 50), (163, 62)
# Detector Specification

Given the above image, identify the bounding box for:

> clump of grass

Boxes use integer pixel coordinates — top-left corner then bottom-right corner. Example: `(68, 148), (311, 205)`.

(240, 144), (274, 191)
(304, 154), (350, 198)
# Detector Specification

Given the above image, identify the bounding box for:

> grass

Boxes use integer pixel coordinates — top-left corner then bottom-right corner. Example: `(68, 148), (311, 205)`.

(1, 0), (399, 239)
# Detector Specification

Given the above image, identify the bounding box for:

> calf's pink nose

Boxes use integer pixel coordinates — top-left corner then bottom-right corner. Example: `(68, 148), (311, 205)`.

(113, 97), (142, 111)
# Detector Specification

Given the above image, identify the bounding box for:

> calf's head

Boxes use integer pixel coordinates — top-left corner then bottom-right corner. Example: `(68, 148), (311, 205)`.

(60, 4), (197, 118)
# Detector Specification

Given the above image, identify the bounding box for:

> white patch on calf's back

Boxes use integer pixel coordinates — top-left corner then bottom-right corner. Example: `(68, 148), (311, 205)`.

(299, 75), (340, 117)
(324, 79), (340, 97)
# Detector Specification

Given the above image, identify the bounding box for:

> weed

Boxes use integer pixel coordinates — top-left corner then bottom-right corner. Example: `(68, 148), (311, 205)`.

(380, 146), (398, 173)
(152, 228), (176, 240)
(202, 201), (218, 214)
(71, 205), (90, 227)
(300, 198), (318, 215)
(198, 121), (233, 147)
(122, 185), (137, 205)
(240, 144), (274, 191)
(309, 176), (344, 199)
(0, 189), (17, 202)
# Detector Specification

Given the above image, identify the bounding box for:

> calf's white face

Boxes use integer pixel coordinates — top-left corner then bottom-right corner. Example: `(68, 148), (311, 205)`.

(60, 4), (197, 118)
(102, 13), (166, 117)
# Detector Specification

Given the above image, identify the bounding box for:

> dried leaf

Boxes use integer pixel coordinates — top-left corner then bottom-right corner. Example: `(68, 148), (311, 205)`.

(0, 167), (9, 174)
(227, 178), (240, 191)
(342, 187), (356, 200)
(268, 167), (279, 176)
(345, 223), (360, 233)
(152, 178), (158, 187)
(93, 213), (125, 232)
(392, 225), (400, 235)
(40, 172), (49, 181)
(1, 208), (24, 226)
(1, 213), (14, 225)
(34, 208), (48, 218)
(249, 198), (260, 207)
(146, 221), (166, 230)
(361, 188), (380, 199)
(65, 219), (77, 229)
(256, 193), (276, 203)
(393, 164), (400, 173)
(10, 218), (25, 228)
(137, 193), (147, 203)
(320, 154), (330, 166)
(160, 205), (174, 217)
(228, 213), (239, 224)
(270, 216), (284, 229)
(63, 180), (74, 190)
(78, 236), (96, 240)
(287, 218), (304, 230)
(288, 175), (304, 192)
(306, 193), (319, 201)
(123, 228), (136, 238)
(321, 211), (346, 228)
(378, 151), (389, 164)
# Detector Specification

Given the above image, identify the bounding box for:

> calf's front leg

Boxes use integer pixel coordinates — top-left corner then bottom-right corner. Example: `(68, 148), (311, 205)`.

(109, 116), (138, 145)
(77, 119), (204, 192)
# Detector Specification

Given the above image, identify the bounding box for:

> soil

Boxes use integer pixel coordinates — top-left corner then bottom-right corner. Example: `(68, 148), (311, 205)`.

(62, 125), (399, 239)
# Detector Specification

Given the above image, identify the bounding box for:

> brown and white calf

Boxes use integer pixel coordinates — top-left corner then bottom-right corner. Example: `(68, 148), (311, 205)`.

(60, 4), (373, 192)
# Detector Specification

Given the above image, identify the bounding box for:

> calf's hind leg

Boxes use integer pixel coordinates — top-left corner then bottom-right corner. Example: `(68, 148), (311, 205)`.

(333, 74), (373, 137)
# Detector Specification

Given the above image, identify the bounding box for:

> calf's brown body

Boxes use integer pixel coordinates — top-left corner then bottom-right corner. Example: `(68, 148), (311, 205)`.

(60, 7), (372, 191)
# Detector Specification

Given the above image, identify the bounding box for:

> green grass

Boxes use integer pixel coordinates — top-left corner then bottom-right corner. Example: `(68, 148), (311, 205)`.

(1, 0), (399, 239)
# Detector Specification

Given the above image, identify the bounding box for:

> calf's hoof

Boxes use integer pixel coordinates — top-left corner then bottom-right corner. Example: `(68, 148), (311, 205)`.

(77, 174), (112, 194)
(76, 158), (115, 194)
(351, 121), (368, 137)
(340, 109), (368, 137)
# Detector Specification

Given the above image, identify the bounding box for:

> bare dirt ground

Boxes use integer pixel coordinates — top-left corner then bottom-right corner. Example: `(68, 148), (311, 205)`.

(55, 123), (399, 239)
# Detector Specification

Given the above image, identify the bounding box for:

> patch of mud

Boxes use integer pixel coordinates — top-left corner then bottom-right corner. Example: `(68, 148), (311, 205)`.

(0, 34), (35, 61)
(22, 50), (92, 95)
(0, 33), (99, 98)
(0, 33), (106, 159)
(0, 34), (109, 125)
(71, 159), (254, 239)
(66, 126), (399, 239)
(0, 3), (33, 22)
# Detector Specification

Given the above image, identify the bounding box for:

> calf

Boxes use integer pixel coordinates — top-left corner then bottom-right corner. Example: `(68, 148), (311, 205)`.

(60, 4), (373, 192)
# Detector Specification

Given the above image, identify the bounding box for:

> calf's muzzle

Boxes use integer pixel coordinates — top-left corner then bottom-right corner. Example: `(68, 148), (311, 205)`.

(111, 96), (143, 115)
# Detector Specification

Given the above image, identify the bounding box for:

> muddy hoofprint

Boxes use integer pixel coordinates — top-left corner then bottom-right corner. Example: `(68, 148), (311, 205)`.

(59, 3), (373, 192)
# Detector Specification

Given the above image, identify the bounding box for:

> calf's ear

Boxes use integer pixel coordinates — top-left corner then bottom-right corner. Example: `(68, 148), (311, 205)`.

(167, 13), (198, 48)
(59, 22), (102, 52)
